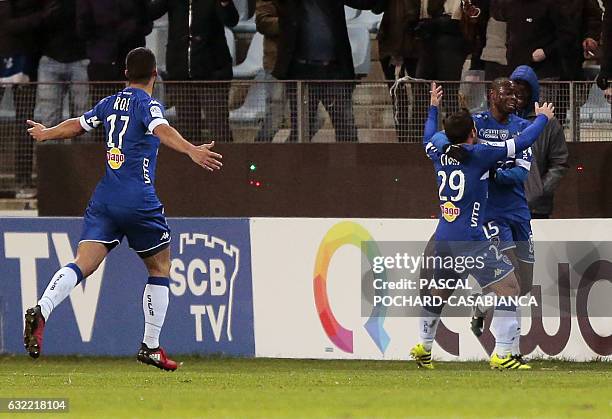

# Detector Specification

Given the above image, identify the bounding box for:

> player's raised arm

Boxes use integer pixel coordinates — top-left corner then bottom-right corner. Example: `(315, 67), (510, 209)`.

(423, 82), (443, 145)
(153, 124), (223, 171)
(26, 118), (85, 143)
(512, 102), (554, 153)
(477, 103), (554, 169)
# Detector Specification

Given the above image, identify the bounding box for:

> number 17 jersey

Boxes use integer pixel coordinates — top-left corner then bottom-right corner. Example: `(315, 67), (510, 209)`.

(79, 87), (169, 209)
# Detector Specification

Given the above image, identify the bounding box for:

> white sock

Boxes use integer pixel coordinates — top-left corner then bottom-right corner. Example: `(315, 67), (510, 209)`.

(491, 308), (518, 357)
(476, 292), (496, 315)
(419, 308), (441, 352)
(38, 264), (83, 321)
(142, 278), (169, 349)
(511, 306), (522, 356)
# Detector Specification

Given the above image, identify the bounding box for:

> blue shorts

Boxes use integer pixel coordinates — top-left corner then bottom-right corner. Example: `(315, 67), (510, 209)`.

(80, 200), (171, 258)
(434, 240), (515, 289)
(484, 218), (534, 263)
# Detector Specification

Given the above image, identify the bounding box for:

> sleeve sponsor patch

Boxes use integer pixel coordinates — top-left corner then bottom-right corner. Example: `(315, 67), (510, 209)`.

(150, 105), (163, 118)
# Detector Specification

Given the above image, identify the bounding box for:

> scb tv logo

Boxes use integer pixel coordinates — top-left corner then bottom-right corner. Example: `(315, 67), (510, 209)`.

(169, 233), (240, 344)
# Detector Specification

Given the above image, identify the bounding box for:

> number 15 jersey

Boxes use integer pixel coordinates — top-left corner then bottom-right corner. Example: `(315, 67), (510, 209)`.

(79, 87), (169, 209)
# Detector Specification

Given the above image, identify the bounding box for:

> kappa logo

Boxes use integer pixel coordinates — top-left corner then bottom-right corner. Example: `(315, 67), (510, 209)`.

(86, 115), (101, 128)
(161, 232), (170, 241)
(494, 268), (503, 277)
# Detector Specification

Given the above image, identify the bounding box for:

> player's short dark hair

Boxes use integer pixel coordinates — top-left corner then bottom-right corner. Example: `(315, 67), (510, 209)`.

(444, 109), (474, 144)
(490, 77), (513, 94)
(125, 47), (156, 84)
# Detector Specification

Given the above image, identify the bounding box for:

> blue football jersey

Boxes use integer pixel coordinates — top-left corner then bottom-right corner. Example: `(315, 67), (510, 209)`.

(426, 132), (513, 241)
(79, 87), (169, 209)
(473, 111), (533, 222)
(423, 106), (549, 242)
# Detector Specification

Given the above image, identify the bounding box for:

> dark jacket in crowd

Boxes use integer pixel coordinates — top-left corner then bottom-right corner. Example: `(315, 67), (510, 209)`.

(372, 0), (420, 61)
(601, 0), (612, 80)
(77, 0), (152, 66)
(494, 0), (574, 79)
(560, 0), (603, 80)
(0, 0), (45, 57)
(148, 0), (239, 81)
(273, 0), (379, 80)
(41, 0), (86, 63)
(511, 65), (569, 217)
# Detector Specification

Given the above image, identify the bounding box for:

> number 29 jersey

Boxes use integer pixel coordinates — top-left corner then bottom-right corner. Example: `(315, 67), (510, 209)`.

(79, 87), (169, 209)
(425, 132), (514, 242)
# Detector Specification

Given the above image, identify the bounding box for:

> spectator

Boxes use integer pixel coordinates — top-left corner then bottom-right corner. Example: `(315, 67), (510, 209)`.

(274, 0), (380, 142)
(77, 0), (153, 103)
(0, 0), (47, 199)
(596, 0), (611, 99)
(373, 0), (420, 142)
(412, 0), (473, 139)
(561, 0), (602, 81)
(147, 0), (239, 143)
(470, 1), (509, 81)
(254, 0), (285, 142)
(511, 65), (569, 219)
(494, 0), (574, 128)
(35, 0), (89, 129)
(493, 0), (573, 81)
(556, 0), (603, 129)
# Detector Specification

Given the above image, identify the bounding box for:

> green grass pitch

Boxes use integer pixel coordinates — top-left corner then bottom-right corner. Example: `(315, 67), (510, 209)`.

(1, 356), (611, 418)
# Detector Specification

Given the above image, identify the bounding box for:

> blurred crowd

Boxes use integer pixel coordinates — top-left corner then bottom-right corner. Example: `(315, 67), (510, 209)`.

(0, 0), (610, 195)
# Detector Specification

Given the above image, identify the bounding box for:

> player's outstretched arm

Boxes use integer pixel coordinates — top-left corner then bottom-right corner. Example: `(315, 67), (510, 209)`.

(513, 102), (554, 153)
(153, 124), (222, 171)
(26, 118), (85, 142)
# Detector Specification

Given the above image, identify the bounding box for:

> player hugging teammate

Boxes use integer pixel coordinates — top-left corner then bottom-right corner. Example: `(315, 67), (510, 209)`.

(23, 48), (223, 371)
(411, 80), (554, 370)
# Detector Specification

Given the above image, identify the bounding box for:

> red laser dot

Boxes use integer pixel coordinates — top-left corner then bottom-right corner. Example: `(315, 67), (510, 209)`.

(255, 181), (261, 187)
(249, 180), (254, 185)
(577, 165), (584, 173)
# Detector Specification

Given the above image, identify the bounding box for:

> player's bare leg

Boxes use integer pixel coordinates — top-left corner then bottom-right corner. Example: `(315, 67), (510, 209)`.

(136, 246), (178, 371)
(24, 242), (108, 358)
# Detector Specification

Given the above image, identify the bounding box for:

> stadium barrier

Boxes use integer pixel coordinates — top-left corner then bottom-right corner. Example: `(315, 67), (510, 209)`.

(38, 142), (612, 218)
(0, 80), (610, 196)
(1, 217), (611, 360)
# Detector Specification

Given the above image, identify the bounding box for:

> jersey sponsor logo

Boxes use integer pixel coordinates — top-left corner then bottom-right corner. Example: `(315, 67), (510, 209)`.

(470, 202), (481, 227)
(107, 147), (125, 170)
(150, 106), (163, 118)
(478, 128), (510, 141)
(143, 158), (151, 184)
(440, 201), (461, 222)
